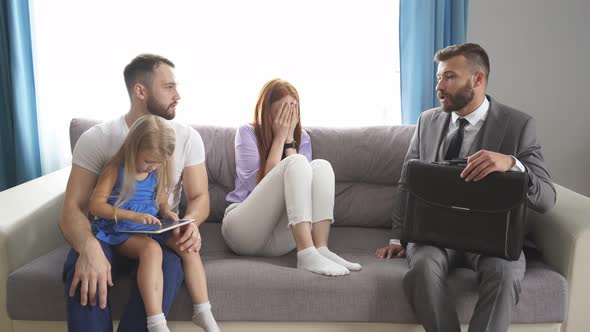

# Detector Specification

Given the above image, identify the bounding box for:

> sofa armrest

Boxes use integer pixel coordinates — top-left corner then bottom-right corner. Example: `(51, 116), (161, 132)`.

(529, 183), (590, 332)
(0, 167), (70, 331)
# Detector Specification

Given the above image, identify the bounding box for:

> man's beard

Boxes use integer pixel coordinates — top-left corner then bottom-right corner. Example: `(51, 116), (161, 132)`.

(146, 95), (176, 120)
(438, 80), (474, 113)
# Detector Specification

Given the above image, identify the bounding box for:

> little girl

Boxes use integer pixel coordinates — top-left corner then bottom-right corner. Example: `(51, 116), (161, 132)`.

(89, 115), (219, 332)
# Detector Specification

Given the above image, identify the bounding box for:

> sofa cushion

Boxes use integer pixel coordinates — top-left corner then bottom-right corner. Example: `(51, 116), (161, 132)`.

(306, 126), (414, 228)
(7, 224), (568, 323)
(307, 127), (414, 185)
(69, 120), (415, 228)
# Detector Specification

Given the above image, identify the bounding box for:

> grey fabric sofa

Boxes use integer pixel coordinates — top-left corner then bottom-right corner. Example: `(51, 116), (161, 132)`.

(1, 118), (588, 332)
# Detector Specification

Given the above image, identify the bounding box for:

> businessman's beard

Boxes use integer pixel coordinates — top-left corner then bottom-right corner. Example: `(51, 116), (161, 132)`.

(439, 80), (474, 113)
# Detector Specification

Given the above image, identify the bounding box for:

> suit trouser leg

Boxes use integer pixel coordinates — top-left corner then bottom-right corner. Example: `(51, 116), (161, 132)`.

(466, 251), (526, 332)
(403, 243), (461, 332)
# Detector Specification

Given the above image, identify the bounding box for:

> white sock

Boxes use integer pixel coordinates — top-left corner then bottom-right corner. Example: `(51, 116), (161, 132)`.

(192, 301), (220, 332)
(147, 313), (170, 332)
(317, 246), (362, 271)
(297, 246), (350, 276)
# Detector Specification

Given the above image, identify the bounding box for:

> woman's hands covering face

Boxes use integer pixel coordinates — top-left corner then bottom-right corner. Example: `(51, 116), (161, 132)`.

(272, 102), (298, 143)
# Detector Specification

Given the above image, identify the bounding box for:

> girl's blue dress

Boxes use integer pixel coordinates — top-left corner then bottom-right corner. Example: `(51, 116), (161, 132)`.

(92, 165), (171, 245)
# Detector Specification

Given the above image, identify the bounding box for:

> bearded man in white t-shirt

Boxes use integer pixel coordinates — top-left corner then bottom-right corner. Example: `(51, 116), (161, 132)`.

(60, 54), (210, 332)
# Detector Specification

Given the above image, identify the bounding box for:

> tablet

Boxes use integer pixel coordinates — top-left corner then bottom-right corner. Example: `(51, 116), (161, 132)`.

(117, 218), (195, 234)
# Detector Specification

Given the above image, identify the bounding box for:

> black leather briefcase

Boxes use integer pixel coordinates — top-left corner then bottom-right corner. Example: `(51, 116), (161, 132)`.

(401, 159), (529, 260)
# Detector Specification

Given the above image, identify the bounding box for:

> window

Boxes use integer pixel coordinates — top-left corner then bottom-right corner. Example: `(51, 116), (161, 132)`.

(29, 0), (400, 172)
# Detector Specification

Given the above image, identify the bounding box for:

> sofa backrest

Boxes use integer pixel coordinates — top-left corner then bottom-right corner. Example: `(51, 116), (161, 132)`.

(70, 119), (415, 228)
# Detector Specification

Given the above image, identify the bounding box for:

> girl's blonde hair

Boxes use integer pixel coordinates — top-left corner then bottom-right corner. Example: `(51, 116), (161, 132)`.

(108, 115), (176, 210)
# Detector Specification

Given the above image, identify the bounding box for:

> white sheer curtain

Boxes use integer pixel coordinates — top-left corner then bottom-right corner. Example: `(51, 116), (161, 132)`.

(29, 0), (400, 174)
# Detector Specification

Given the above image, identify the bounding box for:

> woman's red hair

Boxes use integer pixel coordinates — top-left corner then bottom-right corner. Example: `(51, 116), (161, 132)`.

(252, 79), (302, 183)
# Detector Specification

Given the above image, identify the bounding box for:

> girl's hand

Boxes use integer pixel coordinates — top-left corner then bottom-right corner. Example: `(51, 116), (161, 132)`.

(272, 103), (293, 143)
(160, 209), (179, 221)
(131, 212), (161, 225)
(286, 103), (299, 143)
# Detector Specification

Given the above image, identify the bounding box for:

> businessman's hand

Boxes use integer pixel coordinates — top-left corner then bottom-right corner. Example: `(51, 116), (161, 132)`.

(375, 244), (406, 258)
(462, 150), (515, 182)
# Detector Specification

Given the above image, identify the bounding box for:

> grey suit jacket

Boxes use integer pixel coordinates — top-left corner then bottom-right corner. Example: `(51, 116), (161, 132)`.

(391, 96), (556, 238)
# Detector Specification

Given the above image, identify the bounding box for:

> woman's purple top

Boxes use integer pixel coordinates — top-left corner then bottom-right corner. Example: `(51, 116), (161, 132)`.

(226, 124), (312, 204)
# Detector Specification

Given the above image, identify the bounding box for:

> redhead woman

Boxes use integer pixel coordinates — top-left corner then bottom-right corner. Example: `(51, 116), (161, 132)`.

(221, 79), (361, 276)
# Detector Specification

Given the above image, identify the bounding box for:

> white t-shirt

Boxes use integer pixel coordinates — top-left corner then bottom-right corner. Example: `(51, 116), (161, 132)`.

(72, 115), (205, 210)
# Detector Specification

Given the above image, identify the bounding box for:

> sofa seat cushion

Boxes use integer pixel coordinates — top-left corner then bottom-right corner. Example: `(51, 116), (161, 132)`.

(7, 224), (568, 323)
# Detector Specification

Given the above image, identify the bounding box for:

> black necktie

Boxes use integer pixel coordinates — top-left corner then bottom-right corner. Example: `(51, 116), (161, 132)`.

(445, 118), (469, 160)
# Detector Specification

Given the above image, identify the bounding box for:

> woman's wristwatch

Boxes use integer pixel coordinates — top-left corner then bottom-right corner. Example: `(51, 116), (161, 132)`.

(284, 141), (297, 150)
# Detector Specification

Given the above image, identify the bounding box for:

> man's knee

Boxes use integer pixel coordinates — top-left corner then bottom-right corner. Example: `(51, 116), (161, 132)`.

(479, 259), (523, 299)
(403, 256), (449, 297)
(402, 258), (449, 309)
(406, 245), (449, 281)
(407, 258), (447, 281)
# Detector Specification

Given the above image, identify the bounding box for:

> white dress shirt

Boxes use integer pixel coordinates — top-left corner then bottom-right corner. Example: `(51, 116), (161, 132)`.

(440, 97), (525, 171)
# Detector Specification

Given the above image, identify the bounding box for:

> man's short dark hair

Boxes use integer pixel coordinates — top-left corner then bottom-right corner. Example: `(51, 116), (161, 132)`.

(434, 43), (490, 82)
(123, 54), (175, 96)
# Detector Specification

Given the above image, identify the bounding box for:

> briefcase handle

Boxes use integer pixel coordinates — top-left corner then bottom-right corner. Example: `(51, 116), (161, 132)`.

(431, 158), (468, 167)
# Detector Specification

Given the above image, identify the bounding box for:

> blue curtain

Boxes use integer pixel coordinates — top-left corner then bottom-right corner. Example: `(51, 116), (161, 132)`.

(399, 0), (468, 124)
(0, 0), (41, 191)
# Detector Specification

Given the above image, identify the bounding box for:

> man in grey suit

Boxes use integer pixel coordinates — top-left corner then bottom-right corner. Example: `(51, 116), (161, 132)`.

(375, 43), (556, 332)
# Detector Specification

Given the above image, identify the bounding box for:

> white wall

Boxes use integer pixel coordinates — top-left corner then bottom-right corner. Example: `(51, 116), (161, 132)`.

(468, 0), (590, 197)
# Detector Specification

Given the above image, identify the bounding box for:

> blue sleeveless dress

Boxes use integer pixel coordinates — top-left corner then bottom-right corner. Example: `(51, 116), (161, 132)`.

(92, 165), (171, 245)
